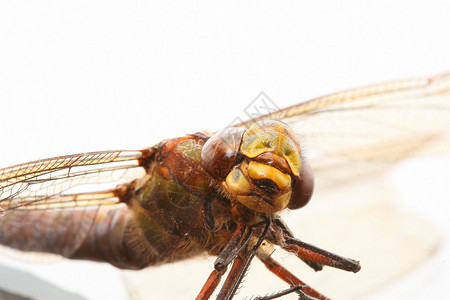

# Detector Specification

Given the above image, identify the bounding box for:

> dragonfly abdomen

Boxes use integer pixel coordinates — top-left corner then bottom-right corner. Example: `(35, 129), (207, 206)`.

(0, 207), (101, 259)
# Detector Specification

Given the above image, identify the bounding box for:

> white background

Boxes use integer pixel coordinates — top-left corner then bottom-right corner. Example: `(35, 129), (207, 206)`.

(0, 1), (449, 300)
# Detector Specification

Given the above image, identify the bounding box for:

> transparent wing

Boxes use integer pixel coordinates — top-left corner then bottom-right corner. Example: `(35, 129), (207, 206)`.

(237, 73), (450, 187)
(0, 149), (153, 212)
(0, 149), (153, 259)
(221, 73), (449, 299)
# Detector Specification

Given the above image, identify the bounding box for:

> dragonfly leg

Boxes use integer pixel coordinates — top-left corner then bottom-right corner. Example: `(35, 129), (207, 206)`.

(197, 219), (272, 300)
(196, 223), (254, 300)
(203, 197), (216, 230)
(283, 237), (360, 273)
(273, 219), (323, 271)
(253, 284), (318, 300)
(216, 248), (255, 300)
(216, 219), (272, 300)
(258, 255), (330, 300)
(196, 268), (227, 300)
(214, 223), (252, 271)
(196, 231), (256, 300)
(274, 219), (360, 273)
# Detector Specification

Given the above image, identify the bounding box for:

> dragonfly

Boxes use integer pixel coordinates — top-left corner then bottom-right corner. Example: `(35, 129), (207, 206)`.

(1, 73), (449, 300)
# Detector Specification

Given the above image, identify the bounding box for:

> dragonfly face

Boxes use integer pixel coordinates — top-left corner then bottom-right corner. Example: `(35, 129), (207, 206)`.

(1, 72), (449, 299)
(202, 120), (313, 215)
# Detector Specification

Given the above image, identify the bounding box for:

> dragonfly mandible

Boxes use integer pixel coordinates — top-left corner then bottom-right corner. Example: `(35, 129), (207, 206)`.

(1, 73), (449, 299)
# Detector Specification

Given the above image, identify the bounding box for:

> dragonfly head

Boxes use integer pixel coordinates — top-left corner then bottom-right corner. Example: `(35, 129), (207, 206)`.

(201, 120), (314, 214)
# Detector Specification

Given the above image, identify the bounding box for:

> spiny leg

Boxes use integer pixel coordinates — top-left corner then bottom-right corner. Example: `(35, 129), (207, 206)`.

(273, 219), (323, 272)
(259, 255), (330, 300)
(215, 222), (253, 271)
(274, 218), (360, 273)
(197, 219), (272, 300)
(216, 248), (255, 300)
(253, 285), (318, 300)
(216, 219), (272, 300)
(196, 269), (227, 300)
(196, 222), (250, 300)
(283, 237), (360, 273)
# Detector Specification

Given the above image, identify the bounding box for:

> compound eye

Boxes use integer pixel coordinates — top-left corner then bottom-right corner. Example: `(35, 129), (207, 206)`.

(288, 160), (314, 210)
(201, 127), (246, 179)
